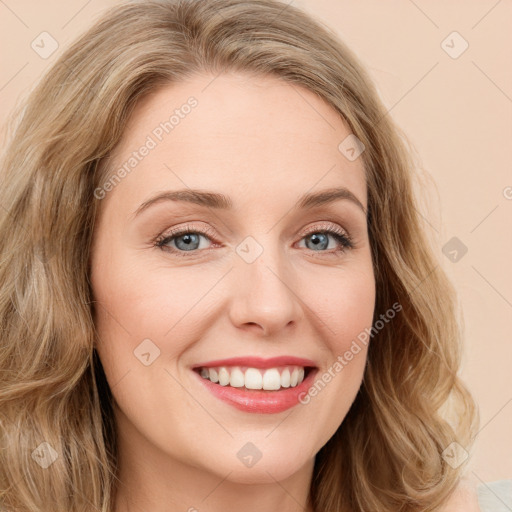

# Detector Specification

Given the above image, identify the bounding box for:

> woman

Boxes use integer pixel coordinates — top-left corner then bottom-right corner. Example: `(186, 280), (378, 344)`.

(0, 0), (479, 510)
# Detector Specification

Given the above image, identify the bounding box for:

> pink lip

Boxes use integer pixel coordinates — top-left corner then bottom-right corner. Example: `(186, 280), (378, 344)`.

(191, 359), (319, 414)
(192, 355), (317, 369)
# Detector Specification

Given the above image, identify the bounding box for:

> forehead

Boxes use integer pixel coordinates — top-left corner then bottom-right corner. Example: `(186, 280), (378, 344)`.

(99, 72), (367, 215)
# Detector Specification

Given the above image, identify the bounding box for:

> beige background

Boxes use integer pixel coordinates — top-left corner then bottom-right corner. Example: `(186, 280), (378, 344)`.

(1, 0), (510, 488)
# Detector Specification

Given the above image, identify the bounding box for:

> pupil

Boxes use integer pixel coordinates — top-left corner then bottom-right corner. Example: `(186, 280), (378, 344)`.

(177, 233), (199, 250)
(309, 233), (327, 250)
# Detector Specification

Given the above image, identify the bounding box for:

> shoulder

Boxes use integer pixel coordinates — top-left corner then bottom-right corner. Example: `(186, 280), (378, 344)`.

(438, 481), (481, 512)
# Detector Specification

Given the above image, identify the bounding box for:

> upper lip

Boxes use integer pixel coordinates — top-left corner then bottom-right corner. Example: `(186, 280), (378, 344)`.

(192, 356), (318, 370)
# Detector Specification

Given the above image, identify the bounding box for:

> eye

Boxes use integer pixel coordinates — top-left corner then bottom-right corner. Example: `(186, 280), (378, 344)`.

(296, 223), (354, 255)
(154, 222), (354, 257)
(154, 223), (216, 257)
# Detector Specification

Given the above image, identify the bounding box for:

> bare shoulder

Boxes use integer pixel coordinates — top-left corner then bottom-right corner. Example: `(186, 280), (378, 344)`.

(438, 481), (481, 511)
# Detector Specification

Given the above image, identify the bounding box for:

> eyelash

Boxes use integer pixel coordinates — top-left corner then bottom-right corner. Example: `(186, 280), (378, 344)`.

(153, 222), (354, 258)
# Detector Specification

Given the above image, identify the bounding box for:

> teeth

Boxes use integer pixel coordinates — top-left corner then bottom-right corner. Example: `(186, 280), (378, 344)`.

(218, 367), (230, 386)
(281, 368), (291, 388)
(229, 368), (245, 387)
(197, 365), (308, 390)
(245, 368), (263, 389)
(290, 368), (299, 387)
(208, 368), (219, 383)
(262, 369), (281, 390)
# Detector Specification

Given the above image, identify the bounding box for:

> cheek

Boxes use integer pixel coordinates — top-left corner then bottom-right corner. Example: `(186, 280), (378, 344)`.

(291, 266), (375, 445)
(300, 265), (376, 352)
(306, 265), (375, 383)
(90, 247), (220, 369)
(90, 259), (205, 444)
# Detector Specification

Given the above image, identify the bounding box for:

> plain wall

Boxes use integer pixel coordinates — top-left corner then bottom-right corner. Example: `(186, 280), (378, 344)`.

(1, 0), (510, 489)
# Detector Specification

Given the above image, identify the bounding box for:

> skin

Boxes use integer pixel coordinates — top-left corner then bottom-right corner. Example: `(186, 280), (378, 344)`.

(90, 71), (377, 512)
(441, 477), (482, 511)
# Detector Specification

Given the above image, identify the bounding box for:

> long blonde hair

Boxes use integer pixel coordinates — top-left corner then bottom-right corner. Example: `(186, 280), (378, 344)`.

(0, 1), (478, 510)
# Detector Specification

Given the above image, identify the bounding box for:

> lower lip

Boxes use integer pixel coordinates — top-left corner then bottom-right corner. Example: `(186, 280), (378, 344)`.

(192, 368), (318, 414)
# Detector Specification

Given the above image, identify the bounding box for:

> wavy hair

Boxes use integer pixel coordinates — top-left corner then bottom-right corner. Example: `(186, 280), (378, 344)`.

(0, 0), (478, 510)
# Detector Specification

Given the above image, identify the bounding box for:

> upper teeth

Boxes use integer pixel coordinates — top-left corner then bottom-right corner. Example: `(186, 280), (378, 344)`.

(199, 366), (306, 390)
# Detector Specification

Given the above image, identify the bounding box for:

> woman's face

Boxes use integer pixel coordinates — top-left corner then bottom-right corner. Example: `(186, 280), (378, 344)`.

(90, 72), (375, 485)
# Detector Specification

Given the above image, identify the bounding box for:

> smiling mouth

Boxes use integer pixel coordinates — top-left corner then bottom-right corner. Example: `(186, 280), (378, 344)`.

(193, 365), (315, 391)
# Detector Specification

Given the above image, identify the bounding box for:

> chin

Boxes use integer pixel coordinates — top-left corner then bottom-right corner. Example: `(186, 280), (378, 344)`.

(200, 445), (313, 485)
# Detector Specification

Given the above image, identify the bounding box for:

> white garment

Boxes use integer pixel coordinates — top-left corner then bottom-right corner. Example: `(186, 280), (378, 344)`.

(477, 480), (512, 512)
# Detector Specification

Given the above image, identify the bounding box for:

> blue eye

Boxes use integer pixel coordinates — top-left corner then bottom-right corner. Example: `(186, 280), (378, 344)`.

(167, 232), (203, 251)
(154, 223), (216, 257)
(154, 223), (354, 257)
(300, 229), (353, 252)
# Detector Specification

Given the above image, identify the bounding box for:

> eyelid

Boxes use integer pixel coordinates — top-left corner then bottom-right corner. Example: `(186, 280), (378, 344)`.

(296, 221), (354, 253)
(153, 222), (218, 249)
(296, 221), (348, 238)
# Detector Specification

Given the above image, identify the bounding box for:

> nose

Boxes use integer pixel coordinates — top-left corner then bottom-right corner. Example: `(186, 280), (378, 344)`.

(228, 241), (304, 337)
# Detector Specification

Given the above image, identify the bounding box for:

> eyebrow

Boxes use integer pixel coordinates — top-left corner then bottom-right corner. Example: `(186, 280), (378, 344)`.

(133, 186), (367, 217)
